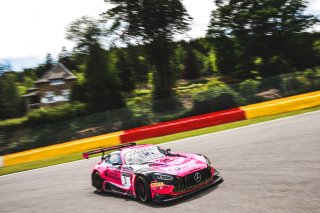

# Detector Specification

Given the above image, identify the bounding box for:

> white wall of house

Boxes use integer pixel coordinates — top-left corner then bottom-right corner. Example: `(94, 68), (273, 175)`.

(40, 89), (71, 104)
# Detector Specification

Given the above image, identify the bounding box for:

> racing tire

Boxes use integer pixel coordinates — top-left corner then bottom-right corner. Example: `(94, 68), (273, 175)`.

(135, 176), (151, 203)
(93, 172), (104, 193)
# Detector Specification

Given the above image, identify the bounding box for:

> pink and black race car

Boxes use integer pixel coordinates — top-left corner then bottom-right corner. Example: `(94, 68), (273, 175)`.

(83, 143), (223, 203)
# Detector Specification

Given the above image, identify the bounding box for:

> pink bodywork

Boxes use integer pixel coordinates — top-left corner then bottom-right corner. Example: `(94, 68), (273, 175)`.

(91, 144), (216, 199)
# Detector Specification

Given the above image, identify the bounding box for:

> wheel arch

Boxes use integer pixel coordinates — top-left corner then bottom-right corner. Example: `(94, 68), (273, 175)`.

(91, 169), (99, 176)
(134, 173), (146, 188)
(91, 170), (101, 182)
(134, 171), (154, 186)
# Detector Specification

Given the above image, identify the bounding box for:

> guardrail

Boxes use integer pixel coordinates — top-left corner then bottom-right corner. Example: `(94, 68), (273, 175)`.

(1, 90), (319, 167)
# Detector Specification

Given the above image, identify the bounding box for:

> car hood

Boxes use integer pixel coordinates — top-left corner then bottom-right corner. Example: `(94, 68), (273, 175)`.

(130, 154), (208, 177)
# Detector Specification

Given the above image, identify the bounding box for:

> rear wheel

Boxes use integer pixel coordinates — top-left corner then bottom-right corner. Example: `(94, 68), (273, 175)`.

(93, 172), (103, 192)
(135, 176), (151, 202)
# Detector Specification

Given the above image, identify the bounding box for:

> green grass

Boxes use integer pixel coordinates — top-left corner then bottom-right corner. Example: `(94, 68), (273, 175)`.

(1, 105), (320, 176)
(0, 116), (27, 127)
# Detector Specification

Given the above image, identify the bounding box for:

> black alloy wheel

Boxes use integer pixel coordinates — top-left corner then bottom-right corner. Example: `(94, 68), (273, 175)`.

(136, 176), (151, 202)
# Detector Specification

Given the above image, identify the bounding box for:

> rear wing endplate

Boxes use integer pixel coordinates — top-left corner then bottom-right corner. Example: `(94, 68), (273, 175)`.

(82, 142), (136, 159)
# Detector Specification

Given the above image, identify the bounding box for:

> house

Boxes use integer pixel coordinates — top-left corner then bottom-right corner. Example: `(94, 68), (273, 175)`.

(23, 63), (77, 110)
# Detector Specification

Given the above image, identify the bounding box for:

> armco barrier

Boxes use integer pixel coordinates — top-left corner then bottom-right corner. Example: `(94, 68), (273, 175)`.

(3, 131), (123, 167)
(241, 91), (320, 119)
(120, 108), (246, 143)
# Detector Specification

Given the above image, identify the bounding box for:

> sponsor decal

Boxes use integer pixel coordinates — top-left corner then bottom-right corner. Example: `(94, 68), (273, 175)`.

(151, 182), (164, 187)
(122, 166), (134, 172)
(159, 158), (174, 163)
(136, 167), (152, 173)
(109, 172), (121, 181)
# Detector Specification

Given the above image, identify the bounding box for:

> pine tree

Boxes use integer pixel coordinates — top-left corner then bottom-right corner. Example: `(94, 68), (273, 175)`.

(116, 51), (135, 92)
(183, 48), (200, 80)
(66, 16), (125, 111)
(85, 42), (125, 111)
(58, 47), (78, 71)
(0, 74), (24, 118)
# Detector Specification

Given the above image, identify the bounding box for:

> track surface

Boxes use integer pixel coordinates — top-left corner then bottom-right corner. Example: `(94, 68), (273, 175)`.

(1, 111), (320, 213)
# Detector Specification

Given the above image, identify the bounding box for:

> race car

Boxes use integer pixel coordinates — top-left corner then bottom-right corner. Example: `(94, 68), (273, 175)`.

(83, 143), (223, 203)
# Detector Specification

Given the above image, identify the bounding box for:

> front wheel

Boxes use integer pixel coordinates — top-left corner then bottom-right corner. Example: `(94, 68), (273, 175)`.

(135, 176), (151, 202)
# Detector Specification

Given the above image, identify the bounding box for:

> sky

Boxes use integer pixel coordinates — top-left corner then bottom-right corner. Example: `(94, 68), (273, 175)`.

(0, 0), (319, 71)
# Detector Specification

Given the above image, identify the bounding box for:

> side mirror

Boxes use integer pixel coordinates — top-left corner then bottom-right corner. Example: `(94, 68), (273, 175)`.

(166, 148), (171, 152)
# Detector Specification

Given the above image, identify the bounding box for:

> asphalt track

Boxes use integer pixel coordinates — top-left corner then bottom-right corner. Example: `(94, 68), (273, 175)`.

(1, 111), (320, 213)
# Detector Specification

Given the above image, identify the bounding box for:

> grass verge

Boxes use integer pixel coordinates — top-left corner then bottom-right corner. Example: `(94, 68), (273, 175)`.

(1, 106), (320, 176)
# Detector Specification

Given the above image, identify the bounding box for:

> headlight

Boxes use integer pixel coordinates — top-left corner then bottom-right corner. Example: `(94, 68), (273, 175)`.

(152, 173), (174, 181)
(204, 156), (212, 166)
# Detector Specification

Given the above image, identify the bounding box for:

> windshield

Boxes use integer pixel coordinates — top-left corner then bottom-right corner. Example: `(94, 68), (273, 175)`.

(123, 146), (165, 165)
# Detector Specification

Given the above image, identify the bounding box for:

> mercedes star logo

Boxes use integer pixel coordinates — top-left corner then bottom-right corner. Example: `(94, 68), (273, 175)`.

(194, 172), (201, 183)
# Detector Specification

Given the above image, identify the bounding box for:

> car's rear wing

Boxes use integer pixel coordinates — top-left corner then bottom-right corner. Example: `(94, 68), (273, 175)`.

(82, 142), (136, 159)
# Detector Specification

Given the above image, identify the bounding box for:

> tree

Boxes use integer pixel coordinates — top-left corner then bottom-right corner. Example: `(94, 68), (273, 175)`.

(103, 0), (192, 110)
(0, 62), (11, 76)
(115, 51), (135, 92)
(45, 54), (53, 68)
(207, 0), (319, 77)
(35, 54), (54, 78)
(58, 47), (78, 71)
(0, 64), (5, 76)
(209, 36), (237, 76)
(0, 74), (24, 118)
(66, 16), (102, 55)
(127, 45), (150, 83)
(66, 16), (125, 111)
(85, 42), (125, 110)
(182, 47), (200, 79)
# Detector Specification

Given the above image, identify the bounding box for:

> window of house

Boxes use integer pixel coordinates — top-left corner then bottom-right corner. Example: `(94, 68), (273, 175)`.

(62, 89), (70, 101)
(50, 79), (64, 85)
(44, 91), (55, 103)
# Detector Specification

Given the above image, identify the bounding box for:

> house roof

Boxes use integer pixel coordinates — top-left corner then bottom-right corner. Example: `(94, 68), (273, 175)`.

(35, 63), (77, 84)
(22, 90), (39, 97)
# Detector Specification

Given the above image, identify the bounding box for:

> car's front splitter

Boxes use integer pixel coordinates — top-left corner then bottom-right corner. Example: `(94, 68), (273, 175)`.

(152, 173), (223, 204)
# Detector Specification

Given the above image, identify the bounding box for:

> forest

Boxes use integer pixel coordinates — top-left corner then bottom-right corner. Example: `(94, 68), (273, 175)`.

(0, 0), (319, 154)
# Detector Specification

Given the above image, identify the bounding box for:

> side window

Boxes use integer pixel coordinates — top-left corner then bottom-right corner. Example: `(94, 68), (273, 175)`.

(104, 155), (110, 163)
(107, 153), (122, 165)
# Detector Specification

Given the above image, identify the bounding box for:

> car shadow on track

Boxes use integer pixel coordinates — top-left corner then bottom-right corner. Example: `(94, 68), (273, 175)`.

(93, 182), (223, 208)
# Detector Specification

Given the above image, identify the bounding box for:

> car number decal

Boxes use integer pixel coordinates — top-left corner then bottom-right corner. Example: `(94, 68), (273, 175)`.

(121, 173), (131, 187)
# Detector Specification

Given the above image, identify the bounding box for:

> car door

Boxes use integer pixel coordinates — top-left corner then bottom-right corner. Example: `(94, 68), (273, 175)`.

(105, 153), (122, 186)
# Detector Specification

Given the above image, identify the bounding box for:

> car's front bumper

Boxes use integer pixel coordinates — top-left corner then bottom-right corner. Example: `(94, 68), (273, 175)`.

(152, 172), (223, 203)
